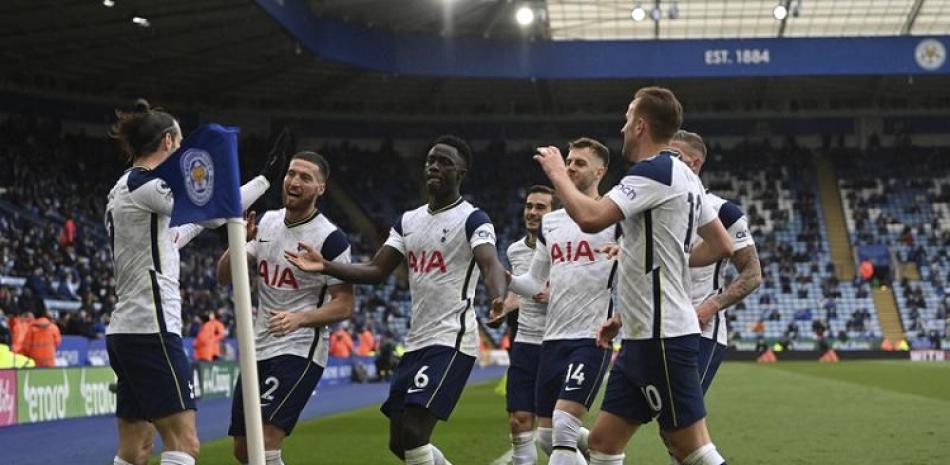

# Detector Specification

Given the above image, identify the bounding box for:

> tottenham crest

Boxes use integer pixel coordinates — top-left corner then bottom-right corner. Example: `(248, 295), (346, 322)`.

(180, 148), (215, 206)
(915, 39), (946, 71)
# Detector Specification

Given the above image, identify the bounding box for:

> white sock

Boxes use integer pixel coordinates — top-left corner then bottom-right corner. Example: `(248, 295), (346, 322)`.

(430, 444), (452, 465)
(682, 444), (725, 465)
(265, 449), (284, 465)
(405, 444), (434, 465)
(550, 410), (586, 465)
(113, 457), (134, 465)
(536, 427), (554, 456)
(577, 426), (591, 455)
(590, 451), (625, 465)
(511, 431), (537, 465)
(160, 451), (195, 465)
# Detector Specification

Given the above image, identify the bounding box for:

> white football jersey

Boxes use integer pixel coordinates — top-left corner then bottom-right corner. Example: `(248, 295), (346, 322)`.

(247, 209), (350, 367)
(527, 210), (618, 341)
(105, 168), (269, 336)
(506, 237), (547, 345)
(690, 193), (755, 345)
(606, 152), (716, 340)
(384, 199), (496, 357)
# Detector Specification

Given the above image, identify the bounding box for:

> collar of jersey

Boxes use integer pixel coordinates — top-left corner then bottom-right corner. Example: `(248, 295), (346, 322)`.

(427, 197), (463, 215)
(284, 208), (320, 228)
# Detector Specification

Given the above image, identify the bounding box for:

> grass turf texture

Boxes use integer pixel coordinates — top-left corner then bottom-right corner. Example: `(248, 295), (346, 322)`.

(151, 360), (950, 464)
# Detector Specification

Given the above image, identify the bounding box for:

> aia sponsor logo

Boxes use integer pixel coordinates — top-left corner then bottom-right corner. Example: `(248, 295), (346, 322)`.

(407, 250), (447, 274)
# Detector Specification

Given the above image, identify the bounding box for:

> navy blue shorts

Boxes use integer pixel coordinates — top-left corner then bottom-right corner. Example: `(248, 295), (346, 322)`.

(380, 346), (476, 421)
(697, 337), (727, 394)
(600, 335), (706, 431)
(535, 339), (611, 418)
(229, 355), (324, 436)
(506, 342), (542, 413)
(107, 333), (196, 421)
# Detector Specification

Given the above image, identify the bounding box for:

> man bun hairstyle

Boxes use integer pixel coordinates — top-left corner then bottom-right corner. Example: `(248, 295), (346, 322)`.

(109, 98), (179, 163)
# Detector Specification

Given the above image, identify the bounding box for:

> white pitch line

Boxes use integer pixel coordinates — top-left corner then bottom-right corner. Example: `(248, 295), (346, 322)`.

(490, 448), (514, 465)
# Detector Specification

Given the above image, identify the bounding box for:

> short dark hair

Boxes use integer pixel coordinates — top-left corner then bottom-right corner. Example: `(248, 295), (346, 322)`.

(568, 137), (610, 168)
(672, 130), (707, 160)
(431, 134), (472, 170)
(634, 86), (683, 142)
(527, 185), (559, 209)
(292, 151), (330, 181)
(109, 98), (179, 162)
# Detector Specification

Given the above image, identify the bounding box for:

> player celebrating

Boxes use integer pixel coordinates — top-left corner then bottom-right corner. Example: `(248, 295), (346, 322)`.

(501, 138), (618, 465)
(672, 130), (762, 395)
(217, 151), (355, 465)
(105, 100), (282, 465)
(500, 185), (555, 465)
(533, 87), (735, 465)
(285, 135), (507, 465)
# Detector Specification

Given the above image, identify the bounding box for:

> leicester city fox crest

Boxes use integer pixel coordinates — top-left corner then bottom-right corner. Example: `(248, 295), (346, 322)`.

(180, 148), (215, 206)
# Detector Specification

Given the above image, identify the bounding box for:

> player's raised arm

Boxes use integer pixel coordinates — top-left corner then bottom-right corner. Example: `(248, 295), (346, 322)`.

(534, 146), (624, 233)
(217, 211), (258, 284)
(286, 243), (403, 284)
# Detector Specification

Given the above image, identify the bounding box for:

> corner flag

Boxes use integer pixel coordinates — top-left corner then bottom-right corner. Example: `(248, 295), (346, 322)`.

(155, 124), (243, 226)
(153, 123), (267, 465)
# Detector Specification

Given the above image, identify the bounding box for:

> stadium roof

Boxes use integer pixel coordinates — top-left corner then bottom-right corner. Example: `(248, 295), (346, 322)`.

(0, 0), (948, 116)
(546, 0), (950, 40)
(309, 0), (950, 40)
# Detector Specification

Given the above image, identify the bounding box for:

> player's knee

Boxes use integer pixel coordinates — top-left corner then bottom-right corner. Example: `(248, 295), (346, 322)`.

(509, 411), (533, 433)
(588, 429), (624, 455)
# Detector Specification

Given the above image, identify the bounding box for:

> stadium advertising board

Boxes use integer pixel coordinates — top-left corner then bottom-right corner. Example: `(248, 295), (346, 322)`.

(194, 361), (240, 400)
(15, 367), (116, 425)
(0, 370), (16, 427)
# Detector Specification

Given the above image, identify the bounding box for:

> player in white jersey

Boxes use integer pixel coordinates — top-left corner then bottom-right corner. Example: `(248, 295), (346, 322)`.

(672, 130), (761, 395)
(217, 151), (354, 465)
(533, 87), (736, 465)
(104, 100), (283, 465)
(285, 135), (507, 465)
(501, 138), (619, 465)
(497, 185), (555, 465)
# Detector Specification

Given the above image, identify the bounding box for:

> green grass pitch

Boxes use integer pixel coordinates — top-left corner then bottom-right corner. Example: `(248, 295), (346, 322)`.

(183, 360), (950, 464)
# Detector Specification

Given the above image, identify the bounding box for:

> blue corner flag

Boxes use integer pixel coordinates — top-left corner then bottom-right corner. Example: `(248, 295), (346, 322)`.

(155, 124), (243, 227)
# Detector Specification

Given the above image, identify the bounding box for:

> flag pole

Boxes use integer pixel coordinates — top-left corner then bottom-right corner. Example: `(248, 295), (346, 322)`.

(226, 217), (266, 465)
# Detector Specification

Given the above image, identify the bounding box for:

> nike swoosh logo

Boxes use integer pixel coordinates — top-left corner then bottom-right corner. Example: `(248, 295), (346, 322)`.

(407, 388), (425, 393)
(259, 239), (271, 243)
(564, 386), (582, 391)
(260, 403), (271, 407)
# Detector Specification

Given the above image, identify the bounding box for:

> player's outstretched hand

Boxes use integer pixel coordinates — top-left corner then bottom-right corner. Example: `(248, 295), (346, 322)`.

(284, 241), (325, 272)
(245, 210), (258, 241)
(596, 315), (622, 349)
(533, 146), (568, 181)
(488, 296), (507, 324)
(268, 310), (303, 337)
(596, 243), (620, 260)
(261, 127), (292, 185)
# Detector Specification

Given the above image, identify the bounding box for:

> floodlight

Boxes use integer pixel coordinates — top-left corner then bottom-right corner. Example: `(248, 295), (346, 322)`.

(516, 6), (535, 26)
